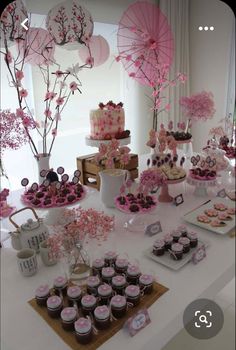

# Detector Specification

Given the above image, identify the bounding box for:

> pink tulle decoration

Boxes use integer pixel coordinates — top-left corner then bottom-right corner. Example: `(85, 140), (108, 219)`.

(180, 91), (216, 122)
(46, 0), (93, 49)
(78, 35), (110, 67)
(18, 28), (55, 65)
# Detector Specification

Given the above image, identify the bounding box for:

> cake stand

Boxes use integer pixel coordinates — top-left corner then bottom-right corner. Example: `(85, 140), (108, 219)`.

(115, 196), (157, 232)
(85, 136), (131, 148)
(176, 138), (193, 159)
(158, 177), (186, 203)
(186, 176), (217, 197)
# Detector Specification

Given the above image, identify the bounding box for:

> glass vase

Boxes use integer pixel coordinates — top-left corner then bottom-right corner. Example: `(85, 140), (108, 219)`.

(67, 242), (91, 284)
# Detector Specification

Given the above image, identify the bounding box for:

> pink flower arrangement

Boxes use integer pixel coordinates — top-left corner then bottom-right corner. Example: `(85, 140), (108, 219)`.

(46, 208), (114, 260)
(0, 16), (93, 157)
(95, 139), (131, 169)
(140, 168), (167, 192)
(0, 109), (35, 176)
(179, 91), (216, 122)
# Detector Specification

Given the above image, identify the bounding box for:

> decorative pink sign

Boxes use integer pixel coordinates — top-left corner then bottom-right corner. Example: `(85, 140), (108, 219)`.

(124, 308), (151, 336)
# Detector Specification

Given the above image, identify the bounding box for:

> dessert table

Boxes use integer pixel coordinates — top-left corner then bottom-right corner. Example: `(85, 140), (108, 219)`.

(1, 154), (235, 350)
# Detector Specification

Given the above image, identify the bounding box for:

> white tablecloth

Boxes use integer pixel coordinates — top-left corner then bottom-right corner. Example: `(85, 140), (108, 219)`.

(1, 154), (235, 350)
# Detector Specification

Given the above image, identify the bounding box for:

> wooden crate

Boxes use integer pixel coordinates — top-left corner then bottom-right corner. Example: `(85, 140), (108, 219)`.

(76, 153), (139, 190)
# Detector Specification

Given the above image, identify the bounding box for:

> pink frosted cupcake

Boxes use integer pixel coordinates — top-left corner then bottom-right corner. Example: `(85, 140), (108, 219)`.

(81, 294), (97, 316)
(97, 284), (113, 305)
(61, 307), (77, 331)
(86, 275), (101, 295)
(170, 243), (183, 260)
(74, 317), (93, 344)
(47, 295), (63, 318)
(35, 284), (50, 306)
(94, 305), (111, 330)
(115, 258), (129, 274)
(104, 251), (117, 266)
(53, 276), (68, 296)
(101, 266), (115, 284)
(112, 275), (127, 295)
(178, 237), (191, 253)
(110, 295), (127, 318)
(126, 265), (141, 284)
(92, 258), (105, 276)
(139, 274), (154, 294)
(67, 285), (82, 307)
(125, 285), (141, 306)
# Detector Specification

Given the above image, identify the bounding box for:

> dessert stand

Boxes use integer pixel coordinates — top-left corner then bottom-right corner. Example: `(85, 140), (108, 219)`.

(115, 195), (157, 232)
(158, 177), (186, 203)
(21, 169), (87, 226)
(186, 176), (217, 197)
(85, 136), (131, 148)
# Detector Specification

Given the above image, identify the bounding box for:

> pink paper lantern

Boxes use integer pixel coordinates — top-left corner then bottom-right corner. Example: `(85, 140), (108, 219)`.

(18, 28), (55, 65)
(78, 35), (110, 67)
(46, 0), (93, 50)
(0, 0), (28, 47)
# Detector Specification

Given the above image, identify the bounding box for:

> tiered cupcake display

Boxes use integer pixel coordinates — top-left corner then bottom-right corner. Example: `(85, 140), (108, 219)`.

(187, 155), (217, 196)
(30, 251), (162, 346)
(21, 167), (86, 208)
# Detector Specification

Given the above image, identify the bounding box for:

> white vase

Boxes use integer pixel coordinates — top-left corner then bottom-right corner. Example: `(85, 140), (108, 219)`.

(35, 154), (50, 184)
(99, 169), (129, 208)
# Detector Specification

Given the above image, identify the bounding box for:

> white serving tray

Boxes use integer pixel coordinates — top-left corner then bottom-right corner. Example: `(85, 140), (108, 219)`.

(144, 239), (208, 271)
(183, 198), (235, 235)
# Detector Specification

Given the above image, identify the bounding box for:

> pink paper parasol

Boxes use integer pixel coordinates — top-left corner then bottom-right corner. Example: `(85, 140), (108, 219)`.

(18, 28), (55, 65)
(46, 0), (93, 50)
(0, 0), (28, 47)
(78, 35), (110, 67)
(117, 1), (174, 86)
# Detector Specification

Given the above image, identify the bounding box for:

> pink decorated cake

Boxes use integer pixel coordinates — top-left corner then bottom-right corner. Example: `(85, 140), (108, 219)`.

(89, 101), (130, 140)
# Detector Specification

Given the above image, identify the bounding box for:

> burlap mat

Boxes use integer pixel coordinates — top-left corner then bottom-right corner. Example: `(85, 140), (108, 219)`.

(28, 281), (168, 350)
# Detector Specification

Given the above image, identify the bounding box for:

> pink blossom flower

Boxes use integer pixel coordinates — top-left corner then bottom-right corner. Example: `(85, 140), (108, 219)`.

(129, 72), (136, 78)
(106, 157), (115, 169)
(16, 108), (24, 118)
(22, 116), (32, 127)
(134, 60), (142, 67)
(152, 90), (159, 97)
(15, 70), (24, 81)
(126, 55), (132, 61)
(115, 56), (121, 62)
(69, 81), (78, 92)
(44, 109), (52, 118)
(52, 128), (57, 136)
(19, 89), (28, 98)
(86, 56), (94, 66)
(45, 91), (57, 100)
(177, 73), (187, 83)
(56, 97), (64, 106)
(55, 70), (64, 78)
(55, 112), (61, 121)
(109, 138), (120, 151)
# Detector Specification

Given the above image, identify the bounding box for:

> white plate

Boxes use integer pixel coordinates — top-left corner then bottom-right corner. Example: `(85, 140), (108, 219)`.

(144, 239), (208, 271)
(183, 198), (235, 235)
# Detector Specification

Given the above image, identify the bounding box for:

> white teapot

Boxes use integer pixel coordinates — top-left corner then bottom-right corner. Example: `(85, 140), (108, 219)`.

(9, 207), (49, 252)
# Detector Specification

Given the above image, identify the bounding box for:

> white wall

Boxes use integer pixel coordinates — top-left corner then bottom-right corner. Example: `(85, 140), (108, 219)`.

(189, 0), (235, 152)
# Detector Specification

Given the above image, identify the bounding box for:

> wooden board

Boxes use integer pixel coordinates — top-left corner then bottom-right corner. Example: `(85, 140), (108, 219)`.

(29, 281), (168, 350)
